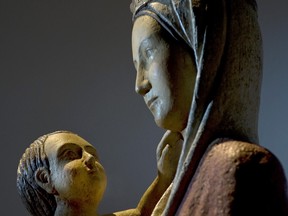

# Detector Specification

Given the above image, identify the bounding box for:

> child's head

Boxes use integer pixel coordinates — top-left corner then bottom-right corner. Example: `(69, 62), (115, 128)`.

(17, 131), (107, 216)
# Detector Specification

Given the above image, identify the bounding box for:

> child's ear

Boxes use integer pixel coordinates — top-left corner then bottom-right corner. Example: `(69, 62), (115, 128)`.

(35, 167), (57, 195)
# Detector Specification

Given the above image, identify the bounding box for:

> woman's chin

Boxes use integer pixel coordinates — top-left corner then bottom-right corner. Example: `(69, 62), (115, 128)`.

(154, 117), (186, 132)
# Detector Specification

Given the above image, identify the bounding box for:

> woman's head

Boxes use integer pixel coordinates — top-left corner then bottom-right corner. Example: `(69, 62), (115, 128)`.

(130, 0), (223, 134)
(131, 0), (262, 143)
(132, 15), (196, 131)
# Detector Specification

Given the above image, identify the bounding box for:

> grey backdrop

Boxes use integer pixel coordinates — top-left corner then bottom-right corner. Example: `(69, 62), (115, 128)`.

(0, 0), (287, 215)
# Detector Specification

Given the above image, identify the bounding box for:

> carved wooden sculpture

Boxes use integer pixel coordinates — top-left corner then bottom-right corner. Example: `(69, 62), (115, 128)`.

(131, 0), (288, 215)
(17, 131), (181, 216)
(17, 131), (107, 216)
(16, 1), (288, 215)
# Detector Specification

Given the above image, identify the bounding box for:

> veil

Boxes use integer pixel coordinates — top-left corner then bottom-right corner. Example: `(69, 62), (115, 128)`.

(131, 0), (262, 214)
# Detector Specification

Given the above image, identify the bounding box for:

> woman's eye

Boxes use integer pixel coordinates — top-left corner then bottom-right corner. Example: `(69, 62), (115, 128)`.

(144, 48), (155, 60)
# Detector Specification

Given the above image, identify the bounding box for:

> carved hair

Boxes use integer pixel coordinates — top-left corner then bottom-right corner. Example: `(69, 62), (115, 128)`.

(17, 131), (74, 216)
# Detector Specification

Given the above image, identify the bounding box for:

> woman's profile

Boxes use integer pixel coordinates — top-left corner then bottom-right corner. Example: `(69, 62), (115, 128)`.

(130, 0), (288, 215)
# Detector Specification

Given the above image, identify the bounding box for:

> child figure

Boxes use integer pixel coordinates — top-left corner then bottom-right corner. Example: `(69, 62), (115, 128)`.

(17, 130), (182, 216)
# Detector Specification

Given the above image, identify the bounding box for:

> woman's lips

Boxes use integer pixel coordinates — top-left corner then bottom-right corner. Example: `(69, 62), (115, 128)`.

(147, 97), (158, 108)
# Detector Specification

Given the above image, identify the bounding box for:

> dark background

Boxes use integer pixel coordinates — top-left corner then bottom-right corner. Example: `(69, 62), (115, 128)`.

(0, 0), (287, 215)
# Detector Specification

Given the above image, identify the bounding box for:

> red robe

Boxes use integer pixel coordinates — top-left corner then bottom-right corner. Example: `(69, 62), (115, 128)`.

(176, 140), (288, 216)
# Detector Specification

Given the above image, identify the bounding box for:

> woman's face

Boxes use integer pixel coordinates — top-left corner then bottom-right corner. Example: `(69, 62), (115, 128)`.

(132, 15), (196, 132)
(44, 133), (107, 205)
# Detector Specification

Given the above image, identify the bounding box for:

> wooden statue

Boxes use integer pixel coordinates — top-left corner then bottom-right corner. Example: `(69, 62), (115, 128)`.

(17, 131), (107, 216)
(16, 0), (288, 215)
(130, 0), (288, 215)
(17, 131), (181, 216)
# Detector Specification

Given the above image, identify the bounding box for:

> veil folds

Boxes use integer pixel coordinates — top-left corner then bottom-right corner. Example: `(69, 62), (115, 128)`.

(132, 0), (262, 214)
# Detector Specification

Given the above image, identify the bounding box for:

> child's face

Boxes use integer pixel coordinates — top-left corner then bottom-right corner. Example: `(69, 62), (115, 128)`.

(44, 133), (107, 205)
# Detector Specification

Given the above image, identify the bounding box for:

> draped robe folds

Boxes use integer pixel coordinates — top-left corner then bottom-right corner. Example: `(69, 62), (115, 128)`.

(176, 140), (288, 216)
(152, 140), (288, 216)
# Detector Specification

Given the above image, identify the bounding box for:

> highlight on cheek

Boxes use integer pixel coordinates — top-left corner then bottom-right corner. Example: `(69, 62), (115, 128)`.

(63, 163), (80, 184)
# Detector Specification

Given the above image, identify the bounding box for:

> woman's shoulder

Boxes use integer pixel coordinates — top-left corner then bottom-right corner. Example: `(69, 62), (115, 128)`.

(196, 139), (287, 184)
(206, 139), (279, 167)
(182, 139), (288, 216)
(202, 139), (287, 204)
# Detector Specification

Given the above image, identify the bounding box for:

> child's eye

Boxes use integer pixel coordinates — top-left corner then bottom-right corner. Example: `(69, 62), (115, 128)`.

(63, 150), (81, 160)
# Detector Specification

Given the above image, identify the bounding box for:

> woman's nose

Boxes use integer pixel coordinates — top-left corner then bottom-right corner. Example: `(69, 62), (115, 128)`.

(135, 71), (151, 95)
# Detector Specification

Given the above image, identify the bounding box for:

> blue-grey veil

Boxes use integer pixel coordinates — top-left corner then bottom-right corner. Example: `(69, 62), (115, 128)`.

(131, 0), (262, 214)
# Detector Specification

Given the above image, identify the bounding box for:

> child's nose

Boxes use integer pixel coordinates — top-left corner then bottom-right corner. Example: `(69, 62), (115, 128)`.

(84, 152), (96, 169)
